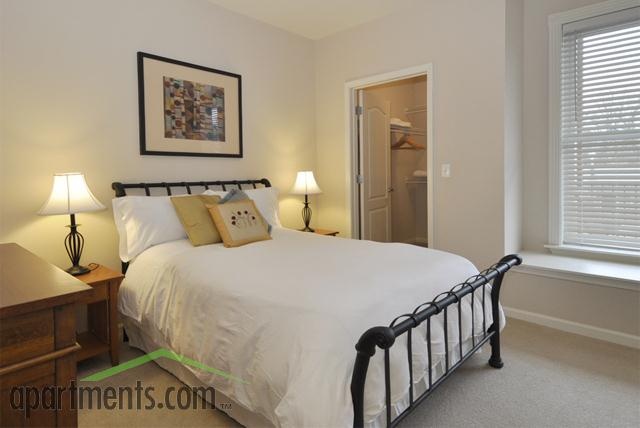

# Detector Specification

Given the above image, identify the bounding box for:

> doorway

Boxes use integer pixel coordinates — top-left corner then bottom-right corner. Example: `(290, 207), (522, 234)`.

(346, 65), (433, 246)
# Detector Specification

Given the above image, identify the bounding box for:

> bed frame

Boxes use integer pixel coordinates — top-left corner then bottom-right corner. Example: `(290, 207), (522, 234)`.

(351, 254), (521, 427)
(111, 178), (272, 274)
(111, 178), (521, 428)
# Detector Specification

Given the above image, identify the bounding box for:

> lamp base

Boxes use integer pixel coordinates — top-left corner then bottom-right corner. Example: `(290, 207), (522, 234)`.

(64, 213), (89, 276)
(66, 264), (91, 276)
(301, 195), (315, 233)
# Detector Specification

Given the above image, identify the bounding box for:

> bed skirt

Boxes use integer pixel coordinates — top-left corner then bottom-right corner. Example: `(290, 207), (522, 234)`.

(121, 315), (274, 427)
(120, 314), (485, 428)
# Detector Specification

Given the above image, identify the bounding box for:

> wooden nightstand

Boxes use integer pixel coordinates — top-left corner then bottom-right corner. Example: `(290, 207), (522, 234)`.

(314, 228), (339, 236)
(75, 264), (124, 366)
(0, 243), (92, 427)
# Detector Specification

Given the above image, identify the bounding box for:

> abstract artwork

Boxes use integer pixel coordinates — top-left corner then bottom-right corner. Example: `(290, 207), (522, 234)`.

(138, 52), (242, 157)
(163, 77), (225, 141)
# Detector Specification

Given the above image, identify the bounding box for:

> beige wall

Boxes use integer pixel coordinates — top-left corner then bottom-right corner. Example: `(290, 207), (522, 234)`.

(0, 0), (316, 270)
(1, 0), (636, 342)
(314, 0), (508, 269)
(313, 0), (638, 341)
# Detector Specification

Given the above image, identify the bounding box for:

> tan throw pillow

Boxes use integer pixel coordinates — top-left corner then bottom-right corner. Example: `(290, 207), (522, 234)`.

(170, 195), (222, 246)
(207, 200), (271, 248)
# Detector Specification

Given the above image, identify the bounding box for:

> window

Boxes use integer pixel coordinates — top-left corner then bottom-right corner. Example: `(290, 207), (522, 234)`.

(549, 1), (640, 259)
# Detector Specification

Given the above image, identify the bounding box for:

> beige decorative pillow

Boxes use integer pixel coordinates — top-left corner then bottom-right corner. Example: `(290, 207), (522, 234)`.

(170, 195), (222, 246)
(207, 200), (271, 248)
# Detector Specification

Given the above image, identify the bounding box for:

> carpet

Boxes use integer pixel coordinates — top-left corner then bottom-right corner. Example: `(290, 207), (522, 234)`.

(77, 318), (640, 427)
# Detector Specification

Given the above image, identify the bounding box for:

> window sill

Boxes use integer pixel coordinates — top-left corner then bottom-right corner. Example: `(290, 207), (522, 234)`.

(513, 251), (640, 291)
(544, 244), (639, 264)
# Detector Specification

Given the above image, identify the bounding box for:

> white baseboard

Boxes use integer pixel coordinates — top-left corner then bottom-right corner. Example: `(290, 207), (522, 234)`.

(503, 306), (640, 349)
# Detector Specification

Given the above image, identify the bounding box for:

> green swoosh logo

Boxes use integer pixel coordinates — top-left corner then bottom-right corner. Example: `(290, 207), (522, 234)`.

(81, 348), (247, 384)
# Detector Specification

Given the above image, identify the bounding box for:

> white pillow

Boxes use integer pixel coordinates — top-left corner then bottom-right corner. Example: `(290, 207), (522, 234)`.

(203, 187), (282, 227)
(112, 196), (187, 262)
(244, 187), (282, 227)
(201, 189), (227, 198)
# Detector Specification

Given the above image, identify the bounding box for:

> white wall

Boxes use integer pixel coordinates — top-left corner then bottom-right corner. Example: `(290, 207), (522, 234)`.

(314, 0), (509, 269)
(504, 272), (640, 337)
(504, 0), (523, 255)
(503, 0), (639, 339)
(521, 0), (605, 252)
(0, 0), (316, 270)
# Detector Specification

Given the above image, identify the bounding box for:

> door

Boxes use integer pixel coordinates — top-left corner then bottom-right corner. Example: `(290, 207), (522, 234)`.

(359, 90), (392, 242)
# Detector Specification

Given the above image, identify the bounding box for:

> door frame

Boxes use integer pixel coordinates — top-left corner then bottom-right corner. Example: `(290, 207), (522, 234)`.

(344, 63), (434, 246)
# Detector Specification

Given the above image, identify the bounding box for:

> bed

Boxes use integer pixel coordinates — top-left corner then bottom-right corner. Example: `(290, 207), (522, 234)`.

(111, 178), (521, 428)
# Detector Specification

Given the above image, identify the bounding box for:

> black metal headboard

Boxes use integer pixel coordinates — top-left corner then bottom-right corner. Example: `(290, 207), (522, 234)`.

(111, 178), (271, 274)
(111, 178), (271, 197)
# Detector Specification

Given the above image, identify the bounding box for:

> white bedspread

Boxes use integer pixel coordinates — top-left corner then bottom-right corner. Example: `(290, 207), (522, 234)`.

(120, 228), (503, 427)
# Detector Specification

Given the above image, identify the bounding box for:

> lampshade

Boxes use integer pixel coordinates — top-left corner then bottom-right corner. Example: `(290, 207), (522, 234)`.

(38, 173), (105, 216)
(291, 171), (322, 195)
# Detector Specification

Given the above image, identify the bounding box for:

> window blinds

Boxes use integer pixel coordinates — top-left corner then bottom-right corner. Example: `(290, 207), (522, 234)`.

(560, 7), (640, 252)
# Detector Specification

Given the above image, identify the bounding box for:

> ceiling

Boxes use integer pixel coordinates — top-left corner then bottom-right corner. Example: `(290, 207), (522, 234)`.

(206, 0), (409, 40)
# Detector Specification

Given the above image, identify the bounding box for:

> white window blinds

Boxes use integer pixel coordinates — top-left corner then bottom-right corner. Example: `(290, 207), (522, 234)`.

(560, 7), (640, 253)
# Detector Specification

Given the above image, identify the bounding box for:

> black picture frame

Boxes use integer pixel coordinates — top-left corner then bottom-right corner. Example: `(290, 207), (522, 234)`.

(137, 52), (243, 158)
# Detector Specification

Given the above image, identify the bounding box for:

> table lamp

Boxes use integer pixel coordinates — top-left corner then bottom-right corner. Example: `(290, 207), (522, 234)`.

(38, 173), (105, 275)
(291, 171), (322, 232)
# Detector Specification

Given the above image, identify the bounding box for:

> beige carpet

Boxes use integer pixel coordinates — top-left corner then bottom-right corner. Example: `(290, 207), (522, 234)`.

(78, 319), (640, 427)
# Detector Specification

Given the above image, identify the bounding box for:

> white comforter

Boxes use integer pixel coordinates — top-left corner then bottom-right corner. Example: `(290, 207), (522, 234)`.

(120, 228), (503, 427)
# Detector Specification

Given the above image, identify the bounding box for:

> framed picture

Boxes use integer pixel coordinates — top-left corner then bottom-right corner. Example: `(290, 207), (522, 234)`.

(137, 52), (242, 158)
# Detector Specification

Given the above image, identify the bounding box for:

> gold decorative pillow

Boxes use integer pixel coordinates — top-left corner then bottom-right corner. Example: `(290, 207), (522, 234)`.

(207, 200), (271, 248)
(170, 195), (222, 246)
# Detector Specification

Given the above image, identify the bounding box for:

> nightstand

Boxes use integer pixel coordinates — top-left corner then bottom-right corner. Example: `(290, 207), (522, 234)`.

(314, 228), (339, 236)
(0, 244), (92, 427)
(75, 264), (124, 366)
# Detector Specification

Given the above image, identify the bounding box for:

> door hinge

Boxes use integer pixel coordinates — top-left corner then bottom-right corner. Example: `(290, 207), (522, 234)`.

(356, 174), (364, 184)
(355, 105), (363, 116)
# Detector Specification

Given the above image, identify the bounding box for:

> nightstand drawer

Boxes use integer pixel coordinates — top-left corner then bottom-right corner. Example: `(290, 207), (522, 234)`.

(80, 281), (109, 304)
(0, 361), (55, 388)
(0, 310), (54, 366)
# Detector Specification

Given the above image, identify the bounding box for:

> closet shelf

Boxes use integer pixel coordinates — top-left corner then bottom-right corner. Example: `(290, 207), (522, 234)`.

(405, 105), (427, 115)
(390, 125), (425, 136)
(393, 146), (425, 151)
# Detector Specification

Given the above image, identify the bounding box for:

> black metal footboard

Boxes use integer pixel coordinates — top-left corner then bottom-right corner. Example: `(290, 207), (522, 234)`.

(351, 254), (522, 427)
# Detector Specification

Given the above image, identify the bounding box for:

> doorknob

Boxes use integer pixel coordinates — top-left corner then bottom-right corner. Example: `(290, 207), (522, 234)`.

(388, 187), (394, 192)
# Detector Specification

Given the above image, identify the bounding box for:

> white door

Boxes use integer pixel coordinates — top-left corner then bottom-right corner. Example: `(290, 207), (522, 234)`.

(359, 90), (391, 242)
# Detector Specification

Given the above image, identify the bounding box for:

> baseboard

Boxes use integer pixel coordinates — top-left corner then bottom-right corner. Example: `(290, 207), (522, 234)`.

(503, 306), (640, 349)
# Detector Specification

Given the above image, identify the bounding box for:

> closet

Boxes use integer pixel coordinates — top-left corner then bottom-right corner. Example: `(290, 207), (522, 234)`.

(357, 75), (428, 246)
